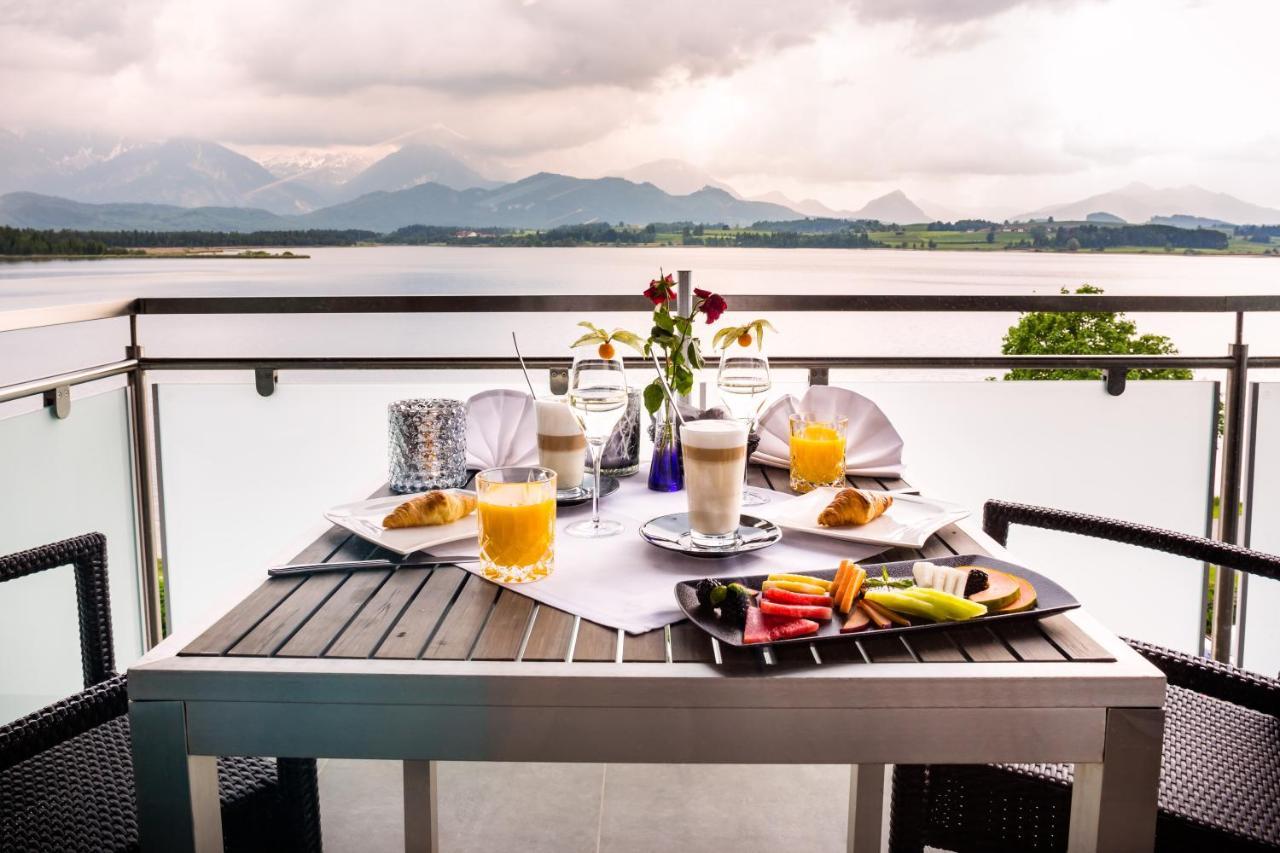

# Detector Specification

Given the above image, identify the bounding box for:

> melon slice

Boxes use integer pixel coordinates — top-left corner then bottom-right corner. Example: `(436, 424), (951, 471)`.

(830, 563), (852, 607)
(861, 599), (910, 627)
(966, 568), (1021, 610)
(743, 607), (820, 644)
(766, 573), (832, 591)
(996, 574), (1038, 612)
(762, 579), (828, 596)
(840, 606), (871, 633)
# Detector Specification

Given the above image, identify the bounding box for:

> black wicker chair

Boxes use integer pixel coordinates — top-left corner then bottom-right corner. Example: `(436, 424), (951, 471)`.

(889, 500), (1280, 853)
(0, 533), (323, 852)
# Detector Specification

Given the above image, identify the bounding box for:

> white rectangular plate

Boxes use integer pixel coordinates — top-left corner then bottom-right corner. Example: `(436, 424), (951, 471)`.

(323, 490), (478, 556)
(756, 487), (969, 549)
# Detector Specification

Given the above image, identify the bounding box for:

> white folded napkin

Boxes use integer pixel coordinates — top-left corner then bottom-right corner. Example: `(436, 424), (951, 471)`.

(755, 386), (905, 478)
(465, 389), (539, 469)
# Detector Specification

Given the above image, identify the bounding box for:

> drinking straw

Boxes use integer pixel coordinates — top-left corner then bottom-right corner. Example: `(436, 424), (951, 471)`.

(511, 332), (539, 398)
(650, 351), (686, 425)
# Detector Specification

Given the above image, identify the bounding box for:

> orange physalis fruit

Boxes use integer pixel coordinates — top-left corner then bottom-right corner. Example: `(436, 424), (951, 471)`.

(598, 342), (616, 360)
(738, 333), (753, 347)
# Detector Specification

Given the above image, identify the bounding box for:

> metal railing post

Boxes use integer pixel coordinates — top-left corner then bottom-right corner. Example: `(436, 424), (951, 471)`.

(127, 314), (166, 647)
(1211, 316), (1248, 662)
(677, 270), (692, 404)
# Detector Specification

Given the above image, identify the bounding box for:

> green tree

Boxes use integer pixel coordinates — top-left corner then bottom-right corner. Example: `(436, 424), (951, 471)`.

(986, 227), (996, 244)
(1001, 285), (1193, 381)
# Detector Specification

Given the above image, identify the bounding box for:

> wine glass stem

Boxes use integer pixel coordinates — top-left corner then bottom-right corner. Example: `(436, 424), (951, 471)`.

(589, 441), (603, 527)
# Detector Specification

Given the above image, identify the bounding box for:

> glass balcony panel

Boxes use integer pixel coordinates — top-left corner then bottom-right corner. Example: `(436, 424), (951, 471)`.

(836, 380), (1217, 655)
(1242, 382), (1280, 676)
(156, 375), (519, 632)
(0, 384), (143, 720)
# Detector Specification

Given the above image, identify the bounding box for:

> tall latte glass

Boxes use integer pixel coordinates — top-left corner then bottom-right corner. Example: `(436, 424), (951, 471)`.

(680, 419), (748, 548)
(534, 397), (586, 496)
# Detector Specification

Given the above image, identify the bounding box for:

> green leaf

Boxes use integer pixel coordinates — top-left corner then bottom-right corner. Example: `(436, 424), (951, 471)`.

(570, 330), (604, 348)
(654, 311), (674, 332)
(643, 380), (665, 415)
(611, 330), (646, 353)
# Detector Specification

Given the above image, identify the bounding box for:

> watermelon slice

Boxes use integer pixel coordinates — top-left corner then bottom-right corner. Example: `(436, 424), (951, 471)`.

(743, 607), (821, 644)
(760, 599), (833, 621)
(762, 588), (833, 607)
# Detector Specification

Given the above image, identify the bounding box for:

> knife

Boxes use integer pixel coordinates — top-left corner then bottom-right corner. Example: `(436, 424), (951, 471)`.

(268, 556), (480, 577)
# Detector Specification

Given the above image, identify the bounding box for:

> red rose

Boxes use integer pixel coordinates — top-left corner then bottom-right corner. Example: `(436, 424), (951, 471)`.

(696, 289), (727, 323)
(643, 279), (676, 305)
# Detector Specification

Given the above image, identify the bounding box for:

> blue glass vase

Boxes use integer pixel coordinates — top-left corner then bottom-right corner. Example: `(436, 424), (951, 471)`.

(647, 407), (683, 492)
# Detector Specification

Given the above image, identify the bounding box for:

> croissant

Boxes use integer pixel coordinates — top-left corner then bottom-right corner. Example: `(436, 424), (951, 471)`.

(383, 490), (477, 529)
(817, 488), (893, 527)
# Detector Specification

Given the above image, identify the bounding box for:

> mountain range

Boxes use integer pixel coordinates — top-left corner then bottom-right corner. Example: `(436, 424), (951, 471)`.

(2, 129), (1279, 231)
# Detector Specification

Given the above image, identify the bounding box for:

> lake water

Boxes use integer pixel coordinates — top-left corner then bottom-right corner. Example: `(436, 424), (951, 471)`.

(3, 247), (1276, 386)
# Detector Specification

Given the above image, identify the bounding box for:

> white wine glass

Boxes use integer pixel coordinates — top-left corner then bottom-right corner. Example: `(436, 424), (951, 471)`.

(716, 351), (772, 506)
(566, 354), (629, 537)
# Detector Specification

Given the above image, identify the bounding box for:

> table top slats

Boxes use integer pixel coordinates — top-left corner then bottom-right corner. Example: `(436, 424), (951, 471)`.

(520, 605), (576, 661)
(470, 589), (537, 661)
(182, 576), (306, 656)
(907, 631), (968, 662)
(277, 569), (392, 657)
(995, 620), (1069, 662)
(373, 567), (467, 659)
(422, 572), (502, 660)
(623, 626), (669, 662)
(227, 572), (349, 657)
(571, 619), (618, 662)
(1037, 614), (1115, 662)
(175, 477), (1119, 672)
(816, 638), (867, 664)
(770, 642), (819, 665)
(859, 635), (918, 663)
(714, 638), (763, 666)
(325, 567), (432, 659)
(949, 625), (1018, 661)
(669, 620), (716, 663)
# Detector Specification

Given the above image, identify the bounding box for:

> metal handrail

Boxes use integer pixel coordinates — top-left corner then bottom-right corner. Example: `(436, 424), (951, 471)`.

(5, 292), (1280, 337)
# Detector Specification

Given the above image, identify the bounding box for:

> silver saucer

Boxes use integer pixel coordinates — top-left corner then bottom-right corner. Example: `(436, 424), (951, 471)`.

(556, 473), (621, 508)
(638, 513), (782, 558)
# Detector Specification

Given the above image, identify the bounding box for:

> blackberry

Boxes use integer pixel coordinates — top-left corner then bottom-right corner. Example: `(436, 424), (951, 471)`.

(721, 584), (753, 627)
(694, 578), (721, 609)
(963, 569), (989, 597)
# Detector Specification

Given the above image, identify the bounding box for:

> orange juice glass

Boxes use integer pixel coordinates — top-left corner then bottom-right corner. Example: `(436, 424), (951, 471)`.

(477, 466), (557, 583)
(788, 413), (848, 492)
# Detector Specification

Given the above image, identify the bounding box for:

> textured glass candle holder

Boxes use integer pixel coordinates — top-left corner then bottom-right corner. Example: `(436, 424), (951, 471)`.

(388, 398), (468, 493)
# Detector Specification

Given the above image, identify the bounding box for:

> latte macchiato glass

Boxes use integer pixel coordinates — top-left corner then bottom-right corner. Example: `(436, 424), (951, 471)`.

(534, 398), (586, 495)
(680, 419), (748, 548)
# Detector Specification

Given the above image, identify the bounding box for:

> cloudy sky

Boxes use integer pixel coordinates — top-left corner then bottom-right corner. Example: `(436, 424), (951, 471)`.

(1, 0), (1277, 214)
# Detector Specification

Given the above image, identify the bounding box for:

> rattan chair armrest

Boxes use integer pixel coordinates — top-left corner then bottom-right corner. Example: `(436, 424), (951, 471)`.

(0, 532), (115, 687)
(982, 499), (1280, 582)
(1124, 636), (1280, 716)
(0, 673), (128, 771)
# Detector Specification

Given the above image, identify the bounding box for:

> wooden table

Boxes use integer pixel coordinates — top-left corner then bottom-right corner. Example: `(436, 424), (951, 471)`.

(128, 467), (1165, 852)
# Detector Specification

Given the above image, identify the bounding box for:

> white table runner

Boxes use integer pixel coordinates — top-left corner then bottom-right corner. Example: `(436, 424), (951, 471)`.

(445, 466), (886, 634)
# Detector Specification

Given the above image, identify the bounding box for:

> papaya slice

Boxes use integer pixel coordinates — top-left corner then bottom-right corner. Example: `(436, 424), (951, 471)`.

(837, 565), (864, 615)
(997, 574), (1038, 612)
(830, 563), (852, 607)
(841, 605), (871, 633)
(966, 568), (1021, 610)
